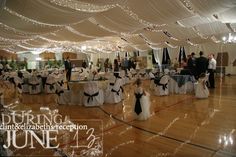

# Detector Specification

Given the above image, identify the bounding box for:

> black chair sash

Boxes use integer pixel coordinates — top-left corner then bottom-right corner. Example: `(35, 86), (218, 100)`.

(17, 83), (22, 89)
(58, 80), (64, 86)
(111, 88), (120, 96)
(84, 92), (99, 103)
(110, 83), (114, 86)
(154, 76), (168, 91)
(9, 77), (15, 86)
(134, 93), (143, 115)
(132, 73), (137, 77)
(46, 83), (55, 90)
(139, 73), (146, 77)
(28, 83), (40, 90)
(120, 86), (124, 93)
(56, 90), (64, 96)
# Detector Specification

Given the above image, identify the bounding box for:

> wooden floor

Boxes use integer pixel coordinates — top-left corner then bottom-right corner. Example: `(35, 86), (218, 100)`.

(1, 76), (236, 157)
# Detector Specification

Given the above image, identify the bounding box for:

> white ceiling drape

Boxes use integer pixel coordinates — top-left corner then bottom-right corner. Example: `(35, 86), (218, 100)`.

(0, 0), (236, 53)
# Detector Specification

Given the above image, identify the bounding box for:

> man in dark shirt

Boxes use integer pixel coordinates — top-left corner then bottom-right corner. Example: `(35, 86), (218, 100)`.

(187, 52), (196, 77)
(64, 57), (72, 81)
(196, 51), (208, 79)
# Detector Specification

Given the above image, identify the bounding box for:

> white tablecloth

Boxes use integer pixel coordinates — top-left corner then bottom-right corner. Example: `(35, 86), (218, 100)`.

(169, 75), (195, 94)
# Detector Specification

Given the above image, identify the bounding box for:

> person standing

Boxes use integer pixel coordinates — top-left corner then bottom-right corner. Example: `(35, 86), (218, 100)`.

(208, 54), (216, 88)
(0, 63), (3, 75)
(187, 52), (196, 76)
(134, 78), (151, 120)
(196, 51), (208, 79)
(64, 57), (72, 81)
(104, 58), (109, 72)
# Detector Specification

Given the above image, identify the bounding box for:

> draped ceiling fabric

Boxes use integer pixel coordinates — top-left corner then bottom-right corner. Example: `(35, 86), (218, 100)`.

(0, 0), (236, 54)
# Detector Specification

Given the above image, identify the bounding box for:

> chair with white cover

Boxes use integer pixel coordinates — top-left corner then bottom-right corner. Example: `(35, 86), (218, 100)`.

(154, 75), (169, 96)
(120, 70), (127, 85)
(149, 72), (155, 90)
(14, 76), (24, 93)
(79, 68), (90, 80)
(139, 69), (147, 79)
(195, 75), (209, 98)
(130, 68), (138, 80)
(28, 75), (41, 94)
(56, 83), (71, 105)
(45, 74), (57, 93)
(105, 78), (123, 104)
(83, 82), (104, 107)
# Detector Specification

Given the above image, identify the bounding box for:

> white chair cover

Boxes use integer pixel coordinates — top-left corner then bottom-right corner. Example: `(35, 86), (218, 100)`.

(139, 69), (147, 79)
(56, 83), (71, 105)
(79, 68), (90, 80)
(28, 76), (41, 94)
(154, 75), (169, 96)
(45, 74), (57, 93)
(14, 76), (24, 93)
(83, 82), (104, 107)
(105, 78), (123, 104)
(195, 76), (209, 98)
(149, 72), (155, 90)
(130, 68), (138, 80)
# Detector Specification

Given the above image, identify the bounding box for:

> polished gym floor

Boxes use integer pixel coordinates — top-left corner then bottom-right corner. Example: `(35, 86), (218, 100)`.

(1, 76), (235, 157)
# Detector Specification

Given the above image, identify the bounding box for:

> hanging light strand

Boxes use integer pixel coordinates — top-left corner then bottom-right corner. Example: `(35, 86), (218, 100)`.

(117, 4), (166, 27)
(48, 0), (116, 13)
(4, 7), (64, 27)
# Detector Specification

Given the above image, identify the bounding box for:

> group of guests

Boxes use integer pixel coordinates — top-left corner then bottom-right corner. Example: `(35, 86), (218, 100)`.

(186, 51), (217, 89)
(134, 51), (217, 121)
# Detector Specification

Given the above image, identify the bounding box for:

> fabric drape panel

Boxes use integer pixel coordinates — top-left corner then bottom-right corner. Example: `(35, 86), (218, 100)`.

(162, 48), (170, 65)
(6, 0), (93, 25)
(151, 50), (157, 64)
(178, 46), (187, 63)
(153, 49), (162, 66)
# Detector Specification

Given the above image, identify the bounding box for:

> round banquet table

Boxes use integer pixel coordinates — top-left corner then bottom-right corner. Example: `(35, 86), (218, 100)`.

(169, 75), (195, 94)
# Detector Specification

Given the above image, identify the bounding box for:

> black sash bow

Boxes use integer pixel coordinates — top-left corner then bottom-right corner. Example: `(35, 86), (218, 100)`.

(28, 83), (39, 90)
(46, 83), (55, 90)
(111, 88), (120, 95)
(140, 73), (146, 77)
(134, 93), (143, 115)
(153, 75), (168, 90)
(84, 92), (99, 103)
(56, 90), (64, 96)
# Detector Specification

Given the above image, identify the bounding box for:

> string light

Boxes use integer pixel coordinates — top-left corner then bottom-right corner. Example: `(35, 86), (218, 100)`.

(88, 17), (134, 36)
(222, 33), (236, 43)
(0, 22), (37, 36)
(48, 0), (116, 13)
(211, 35), (221, 43)
(4, 7), (63, 27)
(165, 41), (178, 48)
(179, 0), (196, 14)
(192, 27), (208, 39)
(65, 26), (96, 38)
(186, 39), (198, 46)
(117, 4), (166, 27)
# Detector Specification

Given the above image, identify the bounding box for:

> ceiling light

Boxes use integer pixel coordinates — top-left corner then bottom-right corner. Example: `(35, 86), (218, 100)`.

(81, 45), (87, 50)
(222, 37), (226, 41)
(36, 57), (42, 61)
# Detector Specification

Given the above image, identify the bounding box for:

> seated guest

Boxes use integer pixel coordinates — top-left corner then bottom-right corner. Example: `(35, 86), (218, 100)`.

(195, 73), (209, 99)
